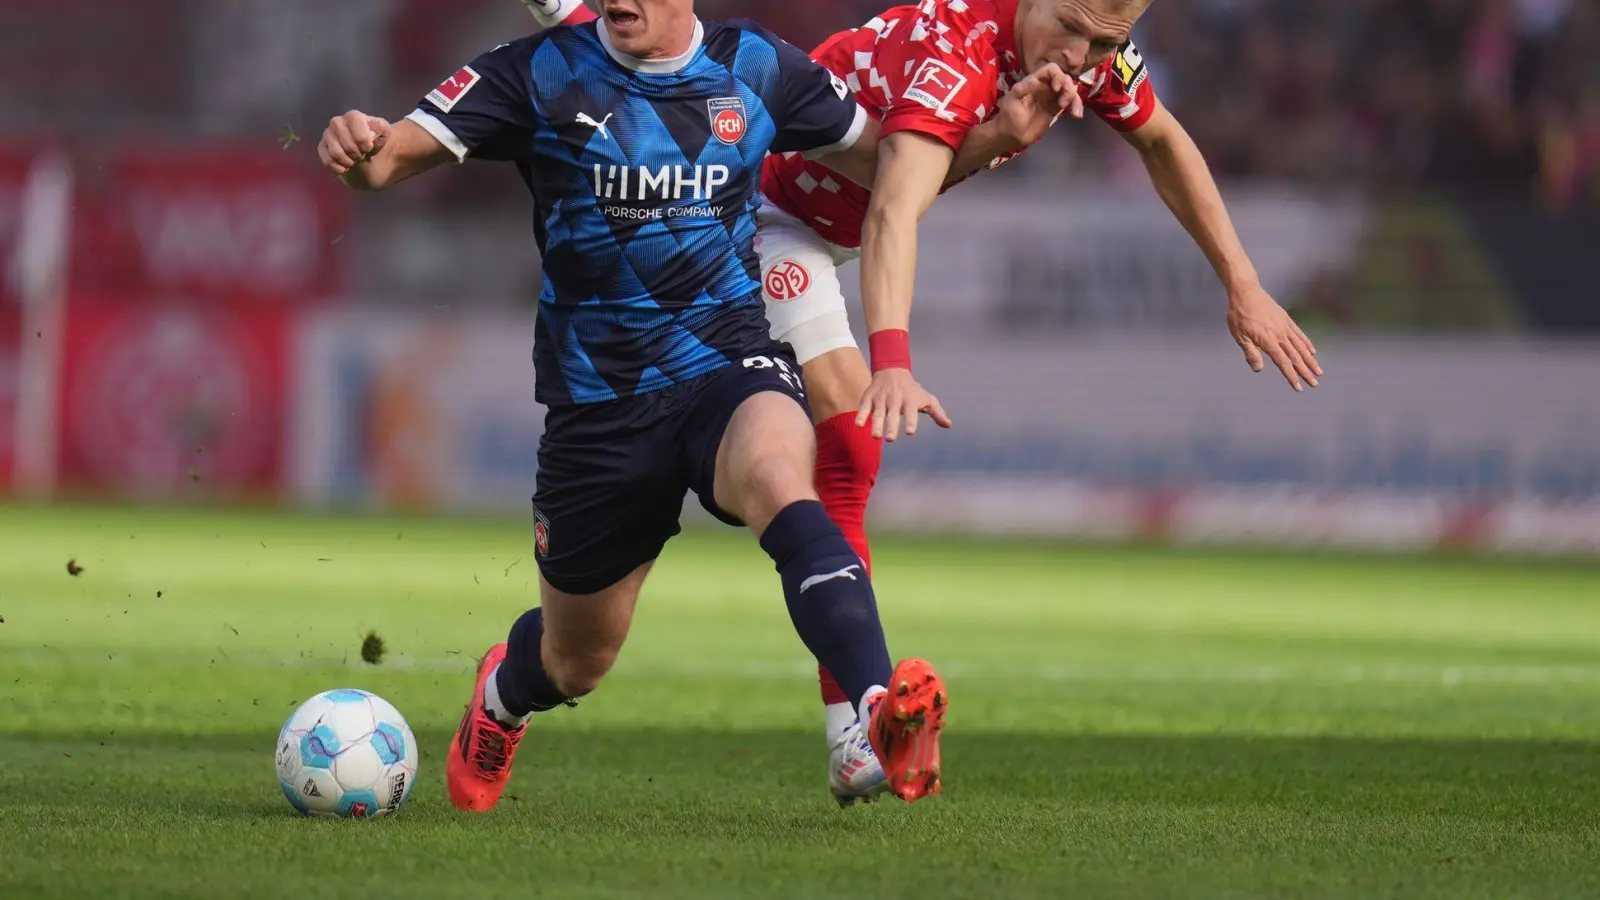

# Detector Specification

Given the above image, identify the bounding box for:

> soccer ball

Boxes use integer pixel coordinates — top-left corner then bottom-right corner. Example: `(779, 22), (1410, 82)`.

(276, 688), (418, 818)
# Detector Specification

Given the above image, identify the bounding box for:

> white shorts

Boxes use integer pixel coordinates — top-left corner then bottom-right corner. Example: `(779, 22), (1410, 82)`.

(754, 205), (859, 365)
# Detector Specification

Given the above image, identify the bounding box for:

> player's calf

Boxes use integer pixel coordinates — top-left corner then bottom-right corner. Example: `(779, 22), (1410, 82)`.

(449, 568), (644, 813)
(808, 353), (882, 575)
(804, 350), (884, 744)
(758, 499), (893, 712)
(711, 388), (896, 709)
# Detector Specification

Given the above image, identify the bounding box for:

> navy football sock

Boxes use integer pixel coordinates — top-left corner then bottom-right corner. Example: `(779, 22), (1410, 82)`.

(493, 607), (571, 717)
(760, 500), (893, 710)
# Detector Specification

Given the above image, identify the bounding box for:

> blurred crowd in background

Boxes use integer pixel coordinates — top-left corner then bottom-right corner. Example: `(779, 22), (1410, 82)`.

(5, 0), (1599, 209)
(3, 0), (1597, 549)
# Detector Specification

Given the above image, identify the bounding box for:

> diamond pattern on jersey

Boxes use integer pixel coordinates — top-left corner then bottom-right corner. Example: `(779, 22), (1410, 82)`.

(758, 0), (1033, 250)
(727, 33), (782, 171)
(532, 38), (628, 164)
(518, 24), (791, 403)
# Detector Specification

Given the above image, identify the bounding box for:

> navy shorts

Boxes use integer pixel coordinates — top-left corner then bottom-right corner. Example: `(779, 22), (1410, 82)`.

(532, 348), (808, 595)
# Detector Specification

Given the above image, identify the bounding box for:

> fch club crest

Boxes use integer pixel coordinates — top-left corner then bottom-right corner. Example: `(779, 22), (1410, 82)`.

(707, 97), (747, 145)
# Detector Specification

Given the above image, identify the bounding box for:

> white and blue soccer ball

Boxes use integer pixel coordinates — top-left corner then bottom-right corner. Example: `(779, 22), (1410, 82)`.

(276, 688), (418, 818)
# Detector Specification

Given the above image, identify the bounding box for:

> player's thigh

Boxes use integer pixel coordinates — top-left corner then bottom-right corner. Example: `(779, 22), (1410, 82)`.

(757, 208), (859, 372)
(536, 562), (650, 682)
(799, 344), (872, 422)
(713, 391), (819, 534)
(533, 405), (687, 597)
(680, 351), (817, 534)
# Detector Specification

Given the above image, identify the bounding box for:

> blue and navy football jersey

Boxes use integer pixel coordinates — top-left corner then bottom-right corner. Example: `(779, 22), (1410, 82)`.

(407, 19), (866, 406)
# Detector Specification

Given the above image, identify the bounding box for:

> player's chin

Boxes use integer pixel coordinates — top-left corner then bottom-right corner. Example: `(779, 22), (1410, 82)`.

(601, 5), (643, 35)
(608, 22), (646, 47)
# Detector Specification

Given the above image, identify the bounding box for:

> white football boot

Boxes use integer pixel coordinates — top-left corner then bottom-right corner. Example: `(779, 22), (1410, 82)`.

(828, 719), (890, 807)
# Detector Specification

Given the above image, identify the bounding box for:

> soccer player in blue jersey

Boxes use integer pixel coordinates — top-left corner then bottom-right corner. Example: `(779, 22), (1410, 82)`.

(317, 0), (949, 810)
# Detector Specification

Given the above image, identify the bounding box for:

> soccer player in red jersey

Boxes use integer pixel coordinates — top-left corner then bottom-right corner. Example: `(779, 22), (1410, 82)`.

(523, 0), (1321, 804)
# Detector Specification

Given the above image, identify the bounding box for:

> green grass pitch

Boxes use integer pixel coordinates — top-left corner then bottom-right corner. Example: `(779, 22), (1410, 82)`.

(2, 504), (1598, 898)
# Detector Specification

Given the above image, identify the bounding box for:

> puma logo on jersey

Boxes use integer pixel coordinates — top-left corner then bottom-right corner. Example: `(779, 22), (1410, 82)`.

(576, 112), (614, 139)
(799, 564), (862, 593)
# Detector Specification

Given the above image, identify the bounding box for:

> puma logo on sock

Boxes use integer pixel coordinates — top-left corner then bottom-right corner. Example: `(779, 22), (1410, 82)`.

(800, 564), (862, 593)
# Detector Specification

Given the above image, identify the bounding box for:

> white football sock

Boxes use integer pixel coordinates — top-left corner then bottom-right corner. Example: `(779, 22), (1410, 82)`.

(824, 702), (857, 746)
(857, 685), (887, 733)
(481, 662), (531, 728)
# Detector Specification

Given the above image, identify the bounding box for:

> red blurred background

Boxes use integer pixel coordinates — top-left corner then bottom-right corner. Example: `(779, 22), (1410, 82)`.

(2, 0), (1597, 553)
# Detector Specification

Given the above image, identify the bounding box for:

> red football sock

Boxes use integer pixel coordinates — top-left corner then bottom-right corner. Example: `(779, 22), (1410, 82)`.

(818, 665), (851, 705)
(813, 412), (882, 707)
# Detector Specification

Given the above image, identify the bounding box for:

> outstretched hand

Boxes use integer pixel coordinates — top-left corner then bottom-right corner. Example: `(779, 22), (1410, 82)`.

(855, 369), (952, 442)
(1227, 285), (1322, 392)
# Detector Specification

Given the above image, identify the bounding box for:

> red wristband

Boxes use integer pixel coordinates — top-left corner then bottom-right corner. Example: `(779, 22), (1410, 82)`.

(869, 329), (912, 372)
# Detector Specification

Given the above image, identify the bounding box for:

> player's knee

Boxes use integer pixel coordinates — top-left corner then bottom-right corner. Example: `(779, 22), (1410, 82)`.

(818, 420), (881, 483)
(716, 391), (816, 527)
(745, 451), (815, 504)
(738, 452), (817, 528)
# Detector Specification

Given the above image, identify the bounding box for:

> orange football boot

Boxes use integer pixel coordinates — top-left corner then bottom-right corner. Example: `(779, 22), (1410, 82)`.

(447, 642), (526, 811)
(866, 658), (947, 802)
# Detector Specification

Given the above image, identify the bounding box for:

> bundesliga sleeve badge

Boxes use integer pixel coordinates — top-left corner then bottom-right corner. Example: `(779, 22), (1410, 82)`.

(427, 66), (481, 113)
(707, 97), (748, 145)
(903, 59), (969, 121)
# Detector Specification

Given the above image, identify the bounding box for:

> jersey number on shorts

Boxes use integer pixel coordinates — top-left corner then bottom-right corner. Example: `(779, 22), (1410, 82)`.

(743, 355), (805, 396)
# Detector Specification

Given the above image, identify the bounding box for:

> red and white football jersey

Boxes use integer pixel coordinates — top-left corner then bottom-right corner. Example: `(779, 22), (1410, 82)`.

(760, 0), (1158, 248)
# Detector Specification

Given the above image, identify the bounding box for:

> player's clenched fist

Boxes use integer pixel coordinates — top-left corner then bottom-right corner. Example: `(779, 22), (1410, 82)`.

(319, 111), (392, 176)
(855, 368), (952, 443)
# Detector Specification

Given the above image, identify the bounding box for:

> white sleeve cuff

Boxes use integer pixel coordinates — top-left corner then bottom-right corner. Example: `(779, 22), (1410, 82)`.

(406, 110), (469, 163)
(522, 0), (587, 29)
(803, 105), (869, 160)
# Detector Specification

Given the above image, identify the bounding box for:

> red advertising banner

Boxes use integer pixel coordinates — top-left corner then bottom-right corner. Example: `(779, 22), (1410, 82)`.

(0, 149), (33, 491)
(73, 145), (349, 305)
(55, 305), (289, 498)
(0, 304), (18, 490)
(0, 148), (40, 307)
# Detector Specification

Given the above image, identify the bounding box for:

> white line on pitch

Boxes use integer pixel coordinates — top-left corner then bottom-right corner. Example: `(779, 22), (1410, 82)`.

(9, 650), (1600, 688)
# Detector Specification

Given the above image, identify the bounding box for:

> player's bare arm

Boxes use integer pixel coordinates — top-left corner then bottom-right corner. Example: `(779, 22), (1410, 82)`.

(318, 112), (454, 192)
(807, 118), (883, 190)
(1121, 99), (1322, 391)
(855, 131), (954, 443)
